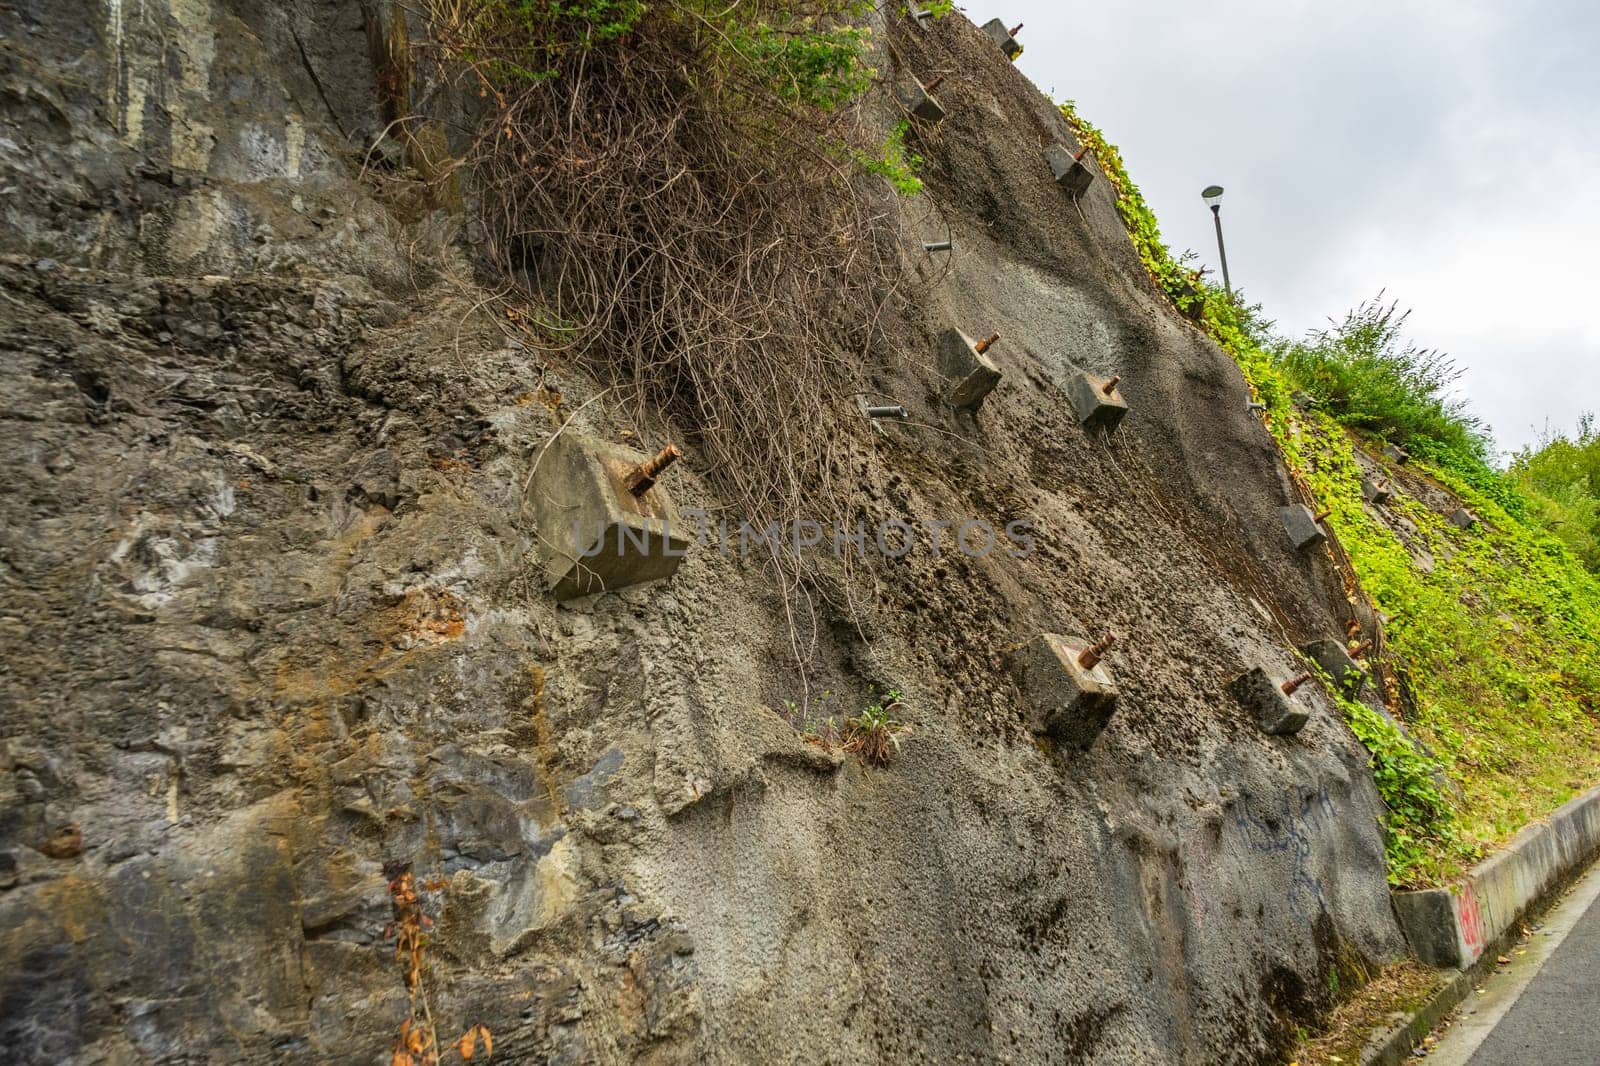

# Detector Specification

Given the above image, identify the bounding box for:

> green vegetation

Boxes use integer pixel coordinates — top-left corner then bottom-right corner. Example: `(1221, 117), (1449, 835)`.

(1271, 298), (1488, 470)
(1321, 672), (1458, 882)
(1059, 101), (1600, 887)
(785, 686), (908, 765)
(740, 19), (874, 110)
(1510, 416), (1600, 570)
(444, 0), (648, 81)
(842, 688), (908, 766)
(853, 120), (924, 195)
(445, 0), (914, 187)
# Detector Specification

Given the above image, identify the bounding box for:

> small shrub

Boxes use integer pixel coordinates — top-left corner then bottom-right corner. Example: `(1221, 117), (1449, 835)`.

(1270, 296), (1490, 471)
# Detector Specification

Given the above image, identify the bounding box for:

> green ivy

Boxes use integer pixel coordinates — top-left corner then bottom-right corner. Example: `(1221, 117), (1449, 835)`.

(1328, 680), (1457, 886)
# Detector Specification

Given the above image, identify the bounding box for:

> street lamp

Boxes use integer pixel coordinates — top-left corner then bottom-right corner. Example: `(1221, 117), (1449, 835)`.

(1201, 184), (1232, 298)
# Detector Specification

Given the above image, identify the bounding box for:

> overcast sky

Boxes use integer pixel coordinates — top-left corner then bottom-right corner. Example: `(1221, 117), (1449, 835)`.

(963, 0), (1600, 456)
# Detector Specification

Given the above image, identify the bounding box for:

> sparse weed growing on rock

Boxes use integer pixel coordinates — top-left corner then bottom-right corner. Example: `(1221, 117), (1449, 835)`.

(784, 690), (841, 747)
(842, 688), (907, 766)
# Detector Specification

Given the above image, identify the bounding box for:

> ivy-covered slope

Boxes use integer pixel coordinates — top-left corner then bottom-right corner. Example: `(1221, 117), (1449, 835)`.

(1059, 102), (1600, 887)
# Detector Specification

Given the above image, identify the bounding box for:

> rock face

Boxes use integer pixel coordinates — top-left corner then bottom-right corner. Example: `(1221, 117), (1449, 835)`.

(0, 3), (1404, 1063)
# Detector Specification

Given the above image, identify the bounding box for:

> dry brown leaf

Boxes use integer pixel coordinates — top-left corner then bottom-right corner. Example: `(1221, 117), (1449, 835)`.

(457, 1029), (477, 1061)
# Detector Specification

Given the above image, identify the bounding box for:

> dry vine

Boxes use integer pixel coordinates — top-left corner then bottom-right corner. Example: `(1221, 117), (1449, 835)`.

(418, 1), (908, 674)
(384, 861), (493, 1065)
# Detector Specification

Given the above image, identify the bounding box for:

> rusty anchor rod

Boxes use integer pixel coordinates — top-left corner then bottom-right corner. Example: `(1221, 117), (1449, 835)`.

(627, 444), (682, 496)
(1102, 375), (1121, 395)
(974, 331), (1000, 355)
(1078, 633), (1115, 670)
(1281, 671), (1313, 696)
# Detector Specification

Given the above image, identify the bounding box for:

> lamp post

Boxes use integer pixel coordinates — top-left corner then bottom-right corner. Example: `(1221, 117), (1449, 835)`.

(1201, 184), (1232, 298)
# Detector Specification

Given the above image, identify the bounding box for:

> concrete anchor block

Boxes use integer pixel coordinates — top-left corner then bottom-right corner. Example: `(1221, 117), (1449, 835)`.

(1449, 507), (1478, 530)
(898, 77), (945, 123)
(1046, 145), (1095, 198)
(526, 433), (690, 601)
(1227, 666), (1311, 736)
(1302, 639), (1367, 696)
(1066, 371), (1128, 432)
(936, 328), (1003, 412)
(980, 18), (1022, 59)
(1384, 443), (1410, 464)
(1279, 504), (1327, 551)
(1360, 476), (1392, 504)
(1010, 633), (1119, 748)
(1391, 888), (1466, 968)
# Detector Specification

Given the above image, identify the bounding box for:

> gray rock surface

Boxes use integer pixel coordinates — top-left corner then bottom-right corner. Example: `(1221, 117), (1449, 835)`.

(0, 3), (1407, 1062)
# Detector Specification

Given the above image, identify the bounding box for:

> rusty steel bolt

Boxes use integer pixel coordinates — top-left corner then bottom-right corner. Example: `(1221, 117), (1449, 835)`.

(864, 404), (909, 420)
(1280, 671), (1313, 696)
(626, 444), (681, 496)
(923, 74), (946, 94)
(974, 332), (1000, 355)
(1074, 144), (1091, 163)
(1349, 639), (1374, 660)
(1077, 633), (1115, 670)
(1313, 508), (1333, 523)
(923, 239), (953, 253)
(1009, 23), (1024, 36)
(1102, 375), (1122, 396)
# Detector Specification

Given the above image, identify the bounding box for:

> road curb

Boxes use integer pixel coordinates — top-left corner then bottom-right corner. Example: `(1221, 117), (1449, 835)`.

(1391, 781), (1600, 968)
(1360, 780), (1600, 1064)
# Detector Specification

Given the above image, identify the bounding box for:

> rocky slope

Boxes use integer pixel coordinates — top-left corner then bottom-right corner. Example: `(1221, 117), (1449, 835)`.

(2, 2), (1409, 1062)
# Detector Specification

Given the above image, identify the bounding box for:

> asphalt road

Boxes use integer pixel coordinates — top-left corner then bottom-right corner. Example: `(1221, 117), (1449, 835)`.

(1459, 876), (1600, 1064)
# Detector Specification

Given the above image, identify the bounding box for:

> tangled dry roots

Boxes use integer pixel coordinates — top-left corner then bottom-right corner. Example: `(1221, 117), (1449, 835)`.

(439, 3), (905, 535)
